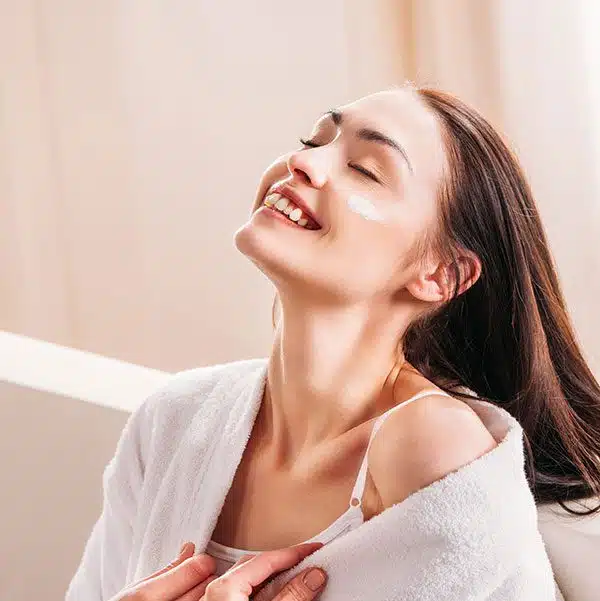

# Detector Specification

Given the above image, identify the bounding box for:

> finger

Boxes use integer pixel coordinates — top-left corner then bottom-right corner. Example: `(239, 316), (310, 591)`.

(176, 574), (218, 601)
(130, 553), (216, 599)
(211, 543), (322, 592)
(230, 553), (255, 569)
(131, 542), (196, 587)
(271, 568), (327, 601)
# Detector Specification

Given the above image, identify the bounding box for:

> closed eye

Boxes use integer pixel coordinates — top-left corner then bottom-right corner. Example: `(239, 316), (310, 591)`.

(299, 137), (381, 183)
(299, 137), (320, 148)
(349, 163), (379, 183)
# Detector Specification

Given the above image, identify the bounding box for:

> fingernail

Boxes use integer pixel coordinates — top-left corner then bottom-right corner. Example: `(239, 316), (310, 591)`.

(179, 541), (192, 555)
(303, 568), (326, 591)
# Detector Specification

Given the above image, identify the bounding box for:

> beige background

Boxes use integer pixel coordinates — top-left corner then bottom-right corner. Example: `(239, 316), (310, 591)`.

(2, 0), (599, 374)
(2, 1), (600, 599)
(0, 0), (408, 372)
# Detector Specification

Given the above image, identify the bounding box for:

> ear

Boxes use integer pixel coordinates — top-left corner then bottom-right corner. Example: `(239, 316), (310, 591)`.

(406, 250), (482, 303)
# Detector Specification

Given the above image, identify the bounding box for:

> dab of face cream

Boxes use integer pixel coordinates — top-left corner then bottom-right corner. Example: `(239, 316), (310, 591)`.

(347, 194), (385, 222)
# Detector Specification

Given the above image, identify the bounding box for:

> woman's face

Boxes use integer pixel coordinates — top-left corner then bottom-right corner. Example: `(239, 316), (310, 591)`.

(234, 89), (448, 305)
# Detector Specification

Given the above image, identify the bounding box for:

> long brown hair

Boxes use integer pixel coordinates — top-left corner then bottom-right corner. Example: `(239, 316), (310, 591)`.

(406, 88), (600, 516)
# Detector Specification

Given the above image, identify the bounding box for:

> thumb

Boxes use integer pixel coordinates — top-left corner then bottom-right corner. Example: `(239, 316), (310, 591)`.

(271, 568), (327, 601)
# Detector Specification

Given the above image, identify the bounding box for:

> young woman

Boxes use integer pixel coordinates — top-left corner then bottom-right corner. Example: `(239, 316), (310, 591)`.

(67, 86), (600, 601)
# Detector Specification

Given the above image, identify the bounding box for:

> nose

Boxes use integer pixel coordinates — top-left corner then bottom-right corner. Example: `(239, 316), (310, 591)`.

(286, 147), (331, 189)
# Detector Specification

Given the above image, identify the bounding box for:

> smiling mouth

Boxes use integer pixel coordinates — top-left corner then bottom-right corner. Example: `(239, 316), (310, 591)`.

(263, 193), (321, 230)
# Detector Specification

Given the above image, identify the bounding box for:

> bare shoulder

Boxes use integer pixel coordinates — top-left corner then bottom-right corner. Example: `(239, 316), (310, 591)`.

(368, 392), (498, 509)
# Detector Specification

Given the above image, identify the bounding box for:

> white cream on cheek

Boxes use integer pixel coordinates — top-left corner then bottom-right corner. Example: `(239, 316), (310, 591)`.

(347, 194), (386, 222)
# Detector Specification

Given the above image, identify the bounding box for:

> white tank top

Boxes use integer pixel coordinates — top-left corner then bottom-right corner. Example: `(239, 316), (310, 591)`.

(206, 388), (451, 576)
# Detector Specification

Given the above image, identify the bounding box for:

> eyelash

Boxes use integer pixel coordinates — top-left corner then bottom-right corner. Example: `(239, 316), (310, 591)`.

(298, 137), (380, 183)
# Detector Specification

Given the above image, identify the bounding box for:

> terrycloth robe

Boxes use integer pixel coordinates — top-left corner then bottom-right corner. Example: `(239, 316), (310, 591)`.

(65, 358), (558, 600)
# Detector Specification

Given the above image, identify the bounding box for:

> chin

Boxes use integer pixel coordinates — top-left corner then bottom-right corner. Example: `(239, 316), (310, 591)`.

(234, 220), (283, 277)
(233, 220), (312, 291)
(234, 216), (266, 259)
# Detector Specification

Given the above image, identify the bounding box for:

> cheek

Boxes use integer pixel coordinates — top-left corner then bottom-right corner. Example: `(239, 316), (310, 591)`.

(346, 197), (433, 277)
(346, 194), (386, 222)
(333, 216), (417, 282)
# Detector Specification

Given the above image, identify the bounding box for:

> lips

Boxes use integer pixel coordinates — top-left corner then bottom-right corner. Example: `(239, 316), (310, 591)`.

(268, 185), (322, 229)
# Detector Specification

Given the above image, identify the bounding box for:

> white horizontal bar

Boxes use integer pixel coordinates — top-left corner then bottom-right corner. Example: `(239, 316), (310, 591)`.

(0, 331), (169, 412)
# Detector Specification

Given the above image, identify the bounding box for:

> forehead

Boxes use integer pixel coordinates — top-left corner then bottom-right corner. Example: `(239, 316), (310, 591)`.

(338, 89), (446, 182)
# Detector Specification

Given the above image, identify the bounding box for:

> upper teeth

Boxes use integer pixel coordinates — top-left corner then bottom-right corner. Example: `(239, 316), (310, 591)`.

(264, 193), (310, 227)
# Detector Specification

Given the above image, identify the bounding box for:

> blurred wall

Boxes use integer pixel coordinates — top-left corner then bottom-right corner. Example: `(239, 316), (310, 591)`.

(0, 332), (169, 599)
(0, 0), (406, 372)
(0, 382), (130, 600)
(2, 0), (599, 374)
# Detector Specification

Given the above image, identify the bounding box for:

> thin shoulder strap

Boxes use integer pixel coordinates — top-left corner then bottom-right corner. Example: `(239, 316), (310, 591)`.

(348, 389), (452, 506)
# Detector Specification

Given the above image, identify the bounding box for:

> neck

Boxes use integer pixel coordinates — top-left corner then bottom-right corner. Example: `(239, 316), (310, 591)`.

(260, 296), (411, 463)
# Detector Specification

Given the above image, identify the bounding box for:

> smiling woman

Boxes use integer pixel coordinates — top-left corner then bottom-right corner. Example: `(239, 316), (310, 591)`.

(67, 85), (600, 601)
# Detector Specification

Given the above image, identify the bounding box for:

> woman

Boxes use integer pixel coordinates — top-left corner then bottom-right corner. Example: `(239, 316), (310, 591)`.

(66, 86), (600, 601)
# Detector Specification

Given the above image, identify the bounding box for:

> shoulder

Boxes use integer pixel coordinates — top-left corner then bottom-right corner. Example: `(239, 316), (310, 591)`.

(368, 392), (498, 509)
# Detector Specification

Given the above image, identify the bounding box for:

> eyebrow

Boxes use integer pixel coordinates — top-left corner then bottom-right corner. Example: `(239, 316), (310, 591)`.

(324, 109), (413, 173)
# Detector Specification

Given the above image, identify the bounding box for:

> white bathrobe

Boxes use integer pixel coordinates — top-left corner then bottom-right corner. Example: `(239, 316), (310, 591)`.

(65, 358), (558, 600)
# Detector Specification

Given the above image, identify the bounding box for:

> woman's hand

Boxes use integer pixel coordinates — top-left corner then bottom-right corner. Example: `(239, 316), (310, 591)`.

(205, 542), (327, 601)
(108, 541), (327, 601)
(108, 542), (217, 601)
